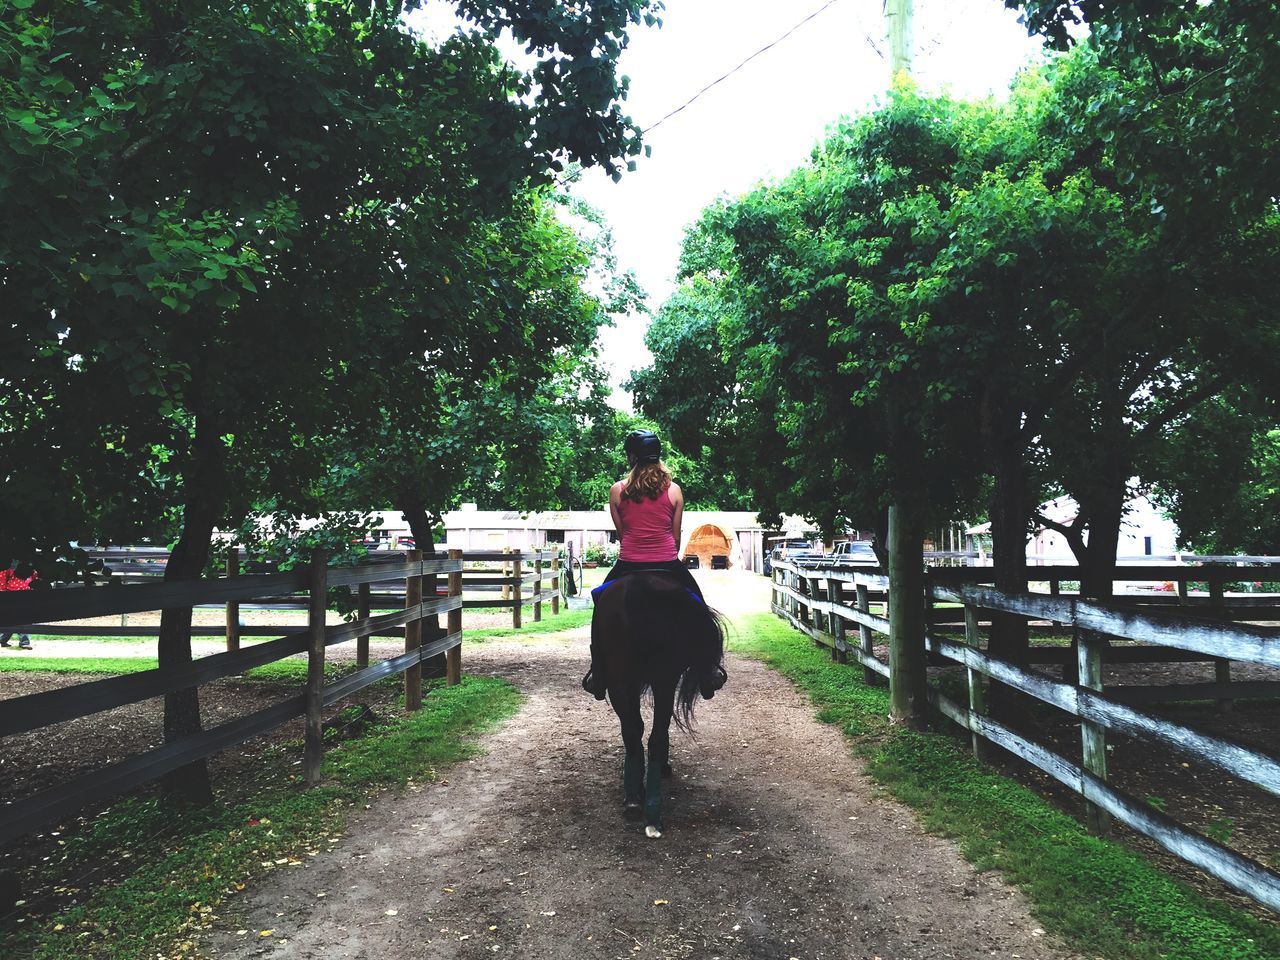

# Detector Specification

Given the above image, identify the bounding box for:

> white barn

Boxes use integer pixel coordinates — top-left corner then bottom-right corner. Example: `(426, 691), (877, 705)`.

(965, 493), (1180, 564)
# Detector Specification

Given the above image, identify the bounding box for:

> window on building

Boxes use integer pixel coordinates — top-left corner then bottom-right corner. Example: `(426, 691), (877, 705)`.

(607, 531), (619, 543)
(1144, 536), (1153, 556)
(545, 529), (565, 543)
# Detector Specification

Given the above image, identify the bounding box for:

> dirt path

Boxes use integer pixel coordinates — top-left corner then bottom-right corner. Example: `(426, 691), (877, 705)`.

(202, 621), (1076, 960)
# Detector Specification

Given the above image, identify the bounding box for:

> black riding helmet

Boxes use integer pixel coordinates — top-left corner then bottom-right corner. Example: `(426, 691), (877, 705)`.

(624, 429), (662, 463)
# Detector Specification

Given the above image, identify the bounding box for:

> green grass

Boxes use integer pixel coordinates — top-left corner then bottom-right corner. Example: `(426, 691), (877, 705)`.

(0, 656), (157, 675)
(5, 676), (521, 960)
(1, 603), (591, 666)
(13, 634), (282, 645)
(467, 606), (592, 641)
(17, 634), (166, 645)
(730, 613), (1280, 960)
(0, 655), (333, 682)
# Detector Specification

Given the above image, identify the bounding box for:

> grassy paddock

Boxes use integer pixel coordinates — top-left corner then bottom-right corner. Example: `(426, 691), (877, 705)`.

(0, 606), (591, 679)
(466, 606), (592, 641)
(0, 656), (340, 682)
(3, 676), (522, 960)
(730, 613), (1280, 960)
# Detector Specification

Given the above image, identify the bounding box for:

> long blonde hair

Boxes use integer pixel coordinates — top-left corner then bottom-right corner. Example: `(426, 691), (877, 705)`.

(622, 459), (673, 503)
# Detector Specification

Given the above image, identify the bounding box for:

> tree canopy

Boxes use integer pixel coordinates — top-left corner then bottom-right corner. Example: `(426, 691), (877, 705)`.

(629, 29), (1280, 716)
(0, 0), (659, 799)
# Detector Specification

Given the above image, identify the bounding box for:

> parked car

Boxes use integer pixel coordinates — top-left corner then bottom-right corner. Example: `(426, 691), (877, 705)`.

(827, 540), (879, 565)
(766, 539), (821, 573)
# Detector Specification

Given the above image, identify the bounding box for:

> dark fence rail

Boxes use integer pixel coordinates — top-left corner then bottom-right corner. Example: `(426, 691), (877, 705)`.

(770, 559), (1280, 913)
(0, 548), (564, 640)
(0, 550), (487, 847)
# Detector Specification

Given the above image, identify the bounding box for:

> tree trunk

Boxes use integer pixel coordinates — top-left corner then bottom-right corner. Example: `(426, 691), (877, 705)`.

(1077, 473), (1126, 602)
(158, 420), (222, 805)
(870, 508), (890, 569)
(987, 429), (1030, 722)
(399, 499), (445, 677)
(886, 502), (928, 726)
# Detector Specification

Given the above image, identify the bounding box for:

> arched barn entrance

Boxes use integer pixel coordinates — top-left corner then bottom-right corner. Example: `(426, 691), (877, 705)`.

(682, 523), (737, 569)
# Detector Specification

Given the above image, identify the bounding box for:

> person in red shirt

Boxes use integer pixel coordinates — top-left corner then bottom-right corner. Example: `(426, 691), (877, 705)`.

(581, 430), (726, 699)
(0, 561), (36, 650)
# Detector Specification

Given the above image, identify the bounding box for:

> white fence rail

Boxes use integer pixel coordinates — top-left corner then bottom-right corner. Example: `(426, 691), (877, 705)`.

(770, 558), (1280, 913)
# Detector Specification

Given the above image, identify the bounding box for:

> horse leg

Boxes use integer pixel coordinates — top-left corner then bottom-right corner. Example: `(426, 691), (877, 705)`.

(644, 681), (676, 838)
(612, 690), (645, 819)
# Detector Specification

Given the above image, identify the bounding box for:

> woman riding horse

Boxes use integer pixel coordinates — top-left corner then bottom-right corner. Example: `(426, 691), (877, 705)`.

(582, 429), (727, 700)
(582, 430), (728, 835)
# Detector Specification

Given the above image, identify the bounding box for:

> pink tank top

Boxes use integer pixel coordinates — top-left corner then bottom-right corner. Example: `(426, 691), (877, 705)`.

(618, 487), (677, 562)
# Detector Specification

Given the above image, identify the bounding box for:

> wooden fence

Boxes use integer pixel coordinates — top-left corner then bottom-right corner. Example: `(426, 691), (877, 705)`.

(770, 558), (1280, 913)
(0, 550), (481, 847)
(13, 547), (563, 644)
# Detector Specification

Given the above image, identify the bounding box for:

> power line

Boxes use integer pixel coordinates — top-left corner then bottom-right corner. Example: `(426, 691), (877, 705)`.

(642, 0), (881, 136)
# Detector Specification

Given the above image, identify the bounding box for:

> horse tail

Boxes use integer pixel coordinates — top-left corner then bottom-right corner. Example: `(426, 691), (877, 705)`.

(618, 573), (728, 730)
(674, 603), (728, 730)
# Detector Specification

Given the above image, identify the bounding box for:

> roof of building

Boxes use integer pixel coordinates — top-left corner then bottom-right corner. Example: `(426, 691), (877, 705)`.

(440, 507), (817, 533)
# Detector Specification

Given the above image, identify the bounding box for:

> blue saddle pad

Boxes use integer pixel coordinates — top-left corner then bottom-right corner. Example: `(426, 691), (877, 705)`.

(590, 580), (619, 602)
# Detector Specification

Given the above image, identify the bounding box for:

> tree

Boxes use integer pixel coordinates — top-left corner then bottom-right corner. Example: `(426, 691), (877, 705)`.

(645, 86), (1008, 724)
(976, 40), (1280, 597)
(1, 0), (658, 801)
(1150, 391), (1280, 555)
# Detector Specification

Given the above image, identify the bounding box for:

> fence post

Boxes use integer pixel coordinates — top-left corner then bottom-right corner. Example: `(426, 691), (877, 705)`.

(404, 549), (423, 711)
(304, 550), (328, 787)
(502, 546), (511, 602)
(1077, 627), (1110, 834)
(828, 577), (847, 663)
(513, 552), (523, 629)
(809, 575), (824, 633)
(225, 546), (240, 654)
(356, 581), (371, 669)
(534, 552), (543, 623)
(963, 604), (989, 761)
(447, 549), (463, 685)
(856, 583), (876, 684)
(1209, 573), (1234, 712)
(551, 554), (560, 616)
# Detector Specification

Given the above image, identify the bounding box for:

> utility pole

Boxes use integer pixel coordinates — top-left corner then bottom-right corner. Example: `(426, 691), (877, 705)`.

(885, 0), (913, 80)
(883, 0), (925, 728)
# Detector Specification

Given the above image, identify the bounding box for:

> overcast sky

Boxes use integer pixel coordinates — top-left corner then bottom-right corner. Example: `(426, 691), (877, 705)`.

(574, 0), (1045, 402)
(413, 1), (1046, 403)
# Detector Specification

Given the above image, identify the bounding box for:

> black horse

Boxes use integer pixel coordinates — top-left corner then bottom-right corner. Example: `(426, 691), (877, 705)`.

(590, 571), (727, 837)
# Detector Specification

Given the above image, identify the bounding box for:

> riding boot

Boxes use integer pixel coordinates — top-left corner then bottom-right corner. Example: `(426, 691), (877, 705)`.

(581, 668), (607, 701)
(698, 665), (728, 700)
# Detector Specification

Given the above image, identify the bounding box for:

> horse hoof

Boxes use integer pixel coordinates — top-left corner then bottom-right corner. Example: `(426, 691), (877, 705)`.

(623, 801), (643, 821)
(645, 825), (663, 839)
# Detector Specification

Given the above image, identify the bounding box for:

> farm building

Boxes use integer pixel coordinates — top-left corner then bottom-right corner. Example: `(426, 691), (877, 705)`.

(416, 504), (822, 574)
(964, 492), (1180, 563)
